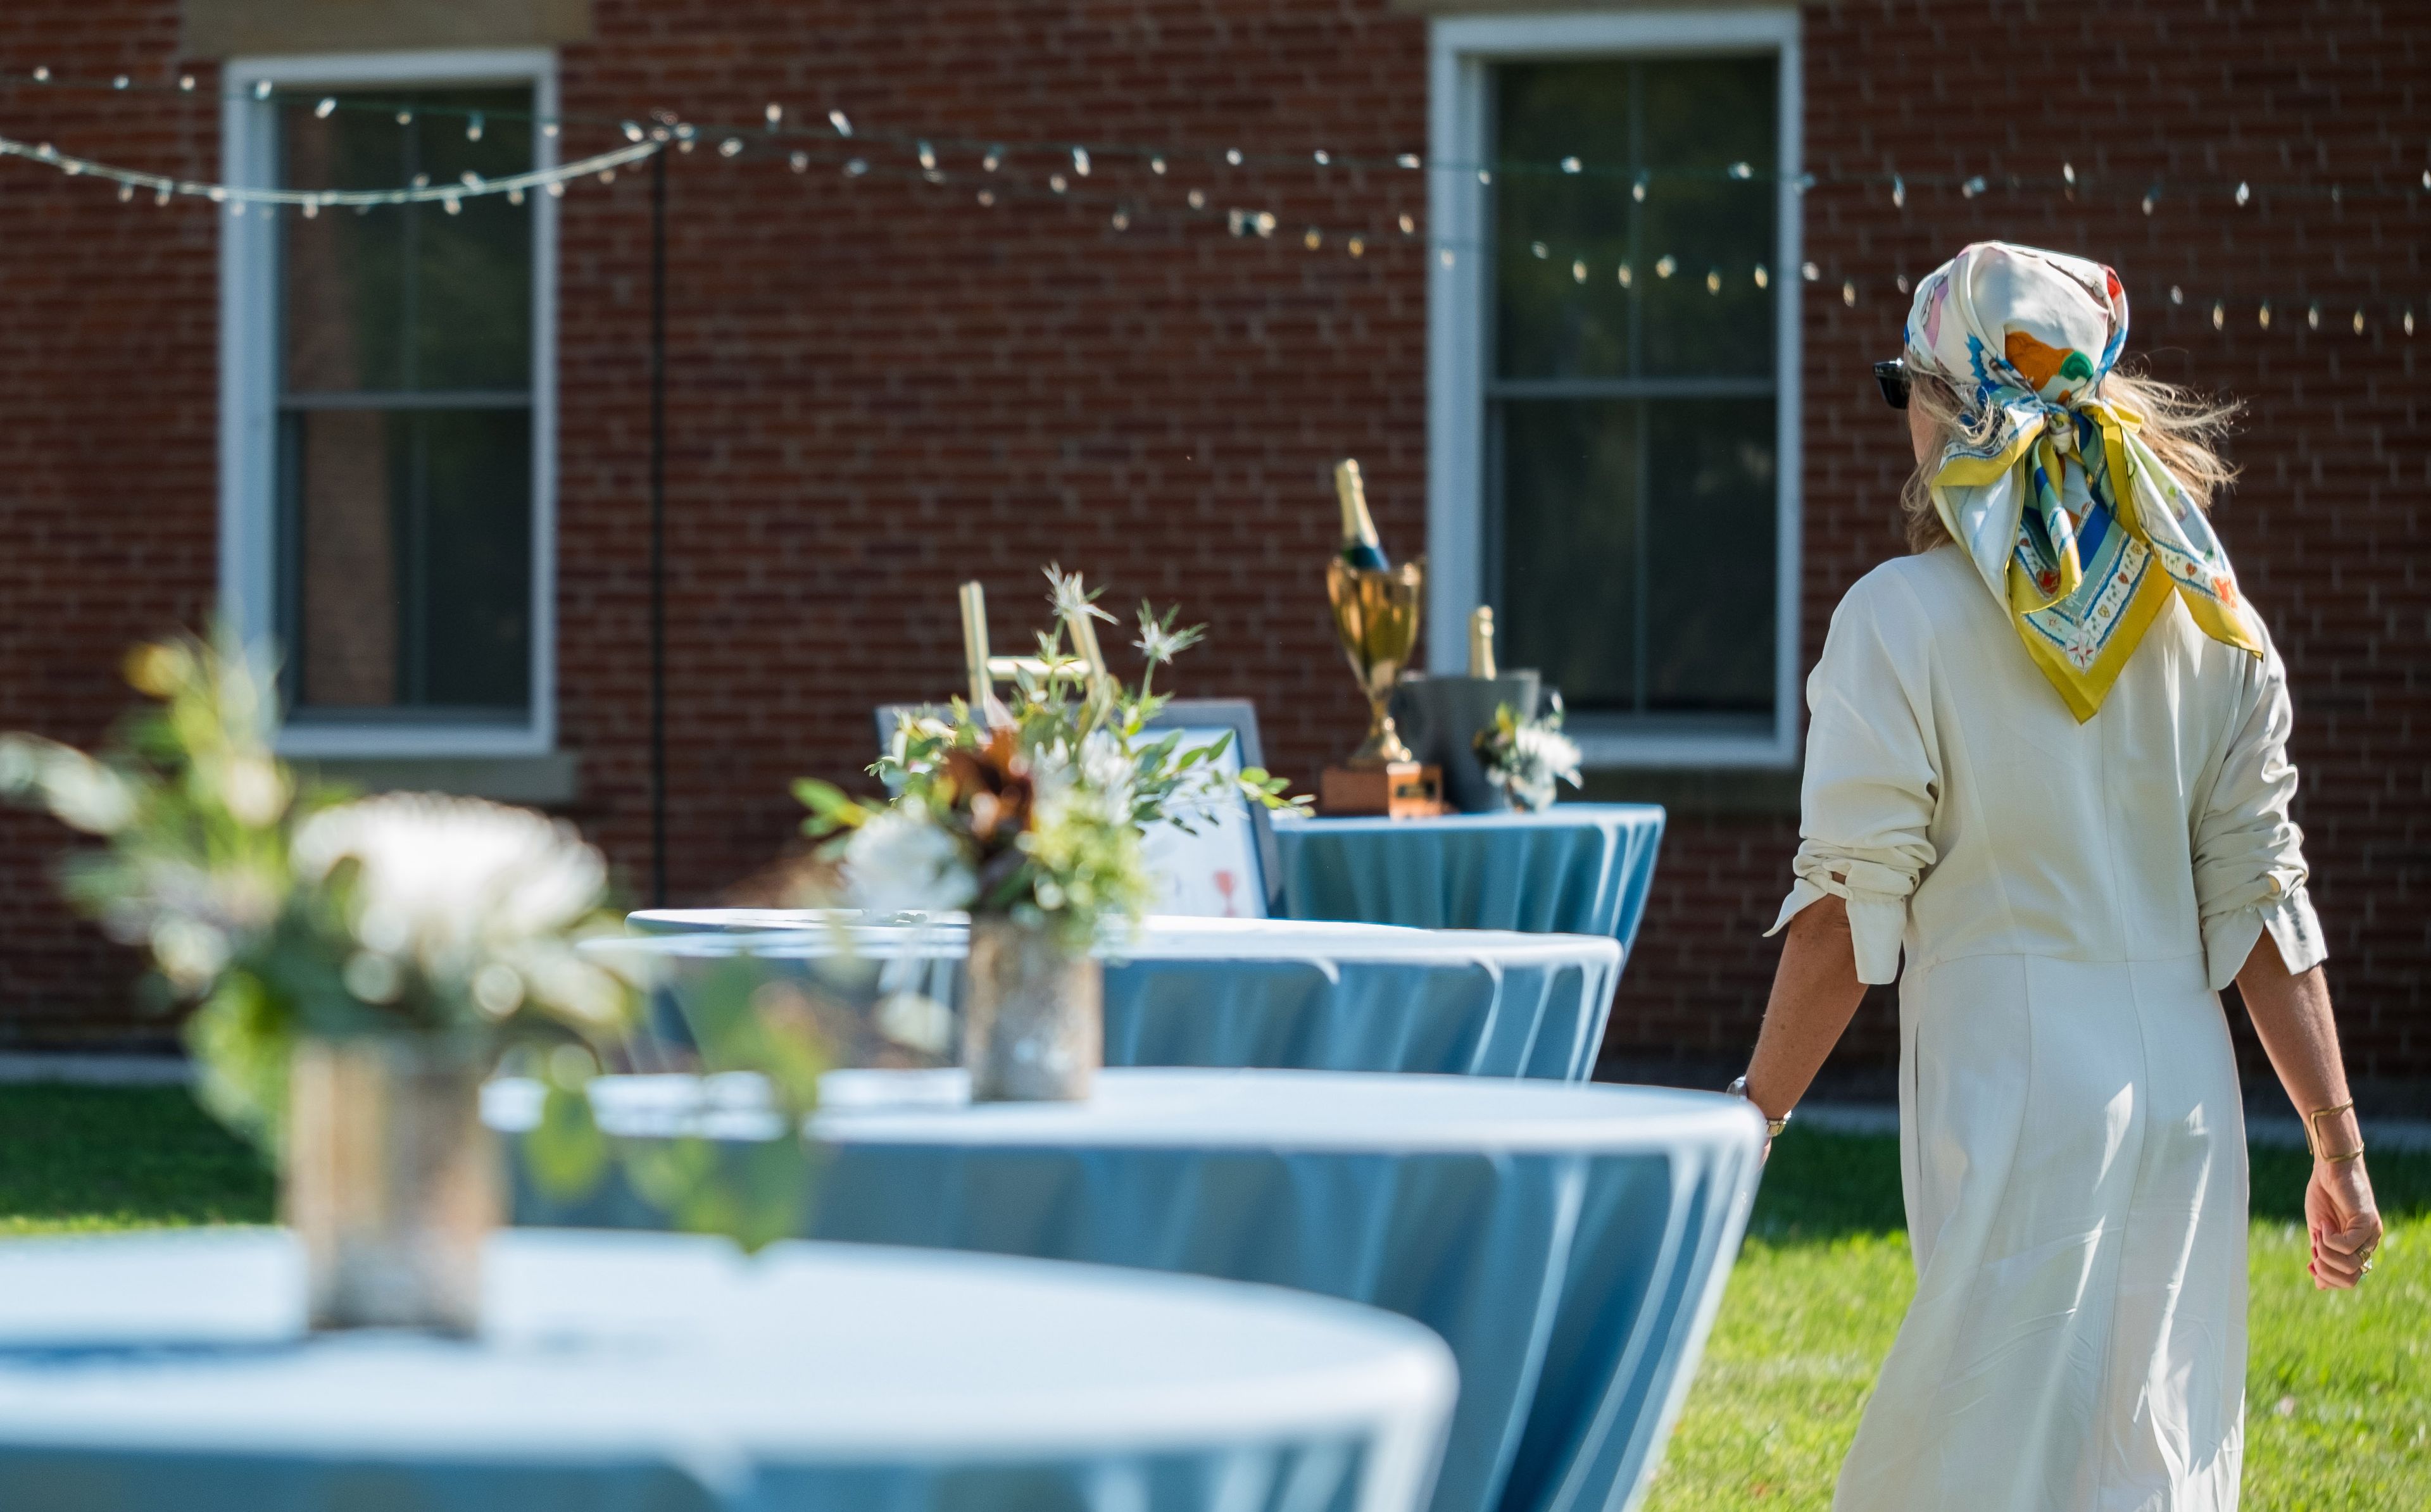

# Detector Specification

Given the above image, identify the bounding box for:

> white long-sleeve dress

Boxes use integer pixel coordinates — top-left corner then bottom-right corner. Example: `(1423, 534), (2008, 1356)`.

(1773, 545), (2324, 1512)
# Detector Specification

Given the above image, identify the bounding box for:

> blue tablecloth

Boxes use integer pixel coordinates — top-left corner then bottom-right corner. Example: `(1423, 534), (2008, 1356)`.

(495, 1068), (1764, 1512)
(614, 916), (1621, 1082)
(1273, 804), (1666, 951)
(0, 1228), (1454, 1512)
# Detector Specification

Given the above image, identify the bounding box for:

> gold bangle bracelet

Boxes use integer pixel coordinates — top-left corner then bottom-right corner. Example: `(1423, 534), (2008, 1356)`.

(2306, 1101), (2358, 1162)
(2320, 1146), (2366, 1164)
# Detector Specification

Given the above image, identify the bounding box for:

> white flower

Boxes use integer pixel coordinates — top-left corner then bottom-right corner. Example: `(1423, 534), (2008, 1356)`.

(293, 792), (609, 982)
(0, 738), (139, 835)
(1511, 725), (1584, 787)
(844, 808), (977, 915)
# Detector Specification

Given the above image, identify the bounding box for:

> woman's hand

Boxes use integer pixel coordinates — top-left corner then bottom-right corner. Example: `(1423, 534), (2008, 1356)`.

(2306, 1156), (2382, 1290)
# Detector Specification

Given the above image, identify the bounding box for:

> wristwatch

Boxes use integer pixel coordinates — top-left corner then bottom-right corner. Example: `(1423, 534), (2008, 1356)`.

(1727, 1076), (1792, 1140)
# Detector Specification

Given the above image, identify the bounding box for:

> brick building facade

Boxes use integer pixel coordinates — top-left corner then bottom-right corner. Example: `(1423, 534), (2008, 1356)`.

(0, 2), (2422, 1099)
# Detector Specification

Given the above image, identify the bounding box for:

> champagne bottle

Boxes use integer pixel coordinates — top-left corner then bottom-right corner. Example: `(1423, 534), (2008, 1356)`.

(1333, 459), (1390, 570)
(1469, 606), (1498, 678)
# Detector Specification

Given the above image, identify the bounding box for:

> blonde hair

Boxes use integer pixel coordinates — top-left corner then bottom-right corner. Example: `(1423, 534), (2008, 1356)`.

(1897, 363), (2243, 554)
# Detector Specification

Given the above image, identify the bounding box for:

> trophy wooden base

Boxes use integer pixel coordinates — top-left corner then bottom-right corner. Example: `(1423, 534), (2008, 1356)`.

(1321, 763), (1446, 819)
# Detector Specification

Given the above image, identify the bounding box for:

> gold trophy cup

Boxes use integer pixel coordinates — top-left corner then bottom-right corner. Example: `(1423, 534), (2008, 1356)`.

(1326, 557), (1425, 766)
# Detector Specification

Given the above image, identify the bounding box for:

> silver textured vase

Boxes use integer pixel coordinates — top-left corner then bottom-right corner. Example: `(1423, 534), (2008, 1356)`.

(962, 918), (1101, 1102)
(286, 1037), (498, 1334)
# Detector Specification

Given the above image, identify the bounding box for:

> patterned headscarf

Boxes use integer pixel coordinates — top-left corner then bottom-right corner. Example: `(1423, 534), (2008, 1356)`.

(1905, 242), (2263, 720)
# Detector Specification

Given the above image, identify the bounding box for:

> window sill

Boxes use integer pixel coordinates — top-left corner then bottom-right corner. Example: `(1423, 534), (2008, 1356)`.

(293, 752), (580, 808)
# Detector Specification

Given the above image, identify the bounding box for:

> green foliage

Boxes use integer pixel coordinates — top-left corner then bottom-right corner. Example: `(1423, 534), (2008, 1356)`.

(799, 568), (1307, 952)
(1645, 1128), (2431, 1512)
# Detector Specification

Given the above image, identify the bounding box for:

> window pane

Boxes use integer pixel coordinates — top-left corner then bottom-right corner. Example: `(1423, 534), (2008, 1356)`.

(1496, 399), (1641, 711)
(1638, 59), (1775, 378)
(280, 87), (534, 394)
(1642, 398), (1775, 713)
(282, 408), (532, 715)
(1493, 63), (1633, 381)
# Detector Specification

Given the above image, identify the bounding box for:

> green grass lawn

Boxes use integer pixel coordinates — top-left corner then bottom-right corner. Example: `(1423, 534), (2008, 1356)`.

(1647, 1127), (2431, 1511)
(1, 1088), (2420, 1506)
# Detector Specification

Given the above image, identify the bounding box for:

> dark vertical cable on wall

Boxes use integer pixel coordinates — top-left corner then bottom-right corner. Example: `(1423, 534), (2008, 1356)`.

(648, 149), (669, 908)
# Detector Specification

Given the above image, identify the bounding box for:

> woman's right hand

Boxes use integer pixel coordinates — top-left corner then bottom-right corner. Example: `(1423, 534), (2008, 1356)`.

(2306, 1157), (2382, 1290)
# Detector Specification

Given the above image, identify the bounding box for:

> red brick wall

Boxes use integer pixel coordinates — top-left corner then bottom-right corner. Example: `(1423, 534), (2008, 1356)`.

(0, 1), (2423, 1089)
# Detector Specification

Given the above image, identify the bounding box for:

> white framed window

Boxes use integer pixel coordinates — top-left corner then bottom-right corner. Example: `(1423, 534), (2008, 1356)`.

(221, 49), (558, 758)
(1428, 10), (1803, 768)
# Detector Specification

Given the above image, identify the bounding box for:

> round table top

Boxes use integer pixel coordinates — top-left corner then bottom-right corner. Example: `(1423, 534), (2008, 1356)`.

(488, 1066), (1761, 1156)
(1272, 802), (1665, 835)
(613, 912), (1621, 968)
(0, 1228), (1454, 1463)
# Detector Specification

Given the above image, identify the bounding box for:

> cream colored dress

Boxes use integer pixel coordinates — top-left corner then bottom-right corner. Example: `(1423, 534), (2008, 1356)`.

(1773, 546), (2323, 1512)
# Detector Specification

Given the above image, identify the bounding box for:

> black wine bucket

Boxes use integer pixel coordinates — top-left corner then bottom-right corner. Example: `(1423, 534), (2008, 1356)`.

(1391, 672), (1543, 814)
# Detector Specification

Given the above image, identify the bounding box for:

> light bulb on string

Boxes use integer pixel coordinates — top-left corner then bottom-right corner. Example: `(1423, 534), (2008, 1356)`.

(2211, 301), (2225, 330)
(1348, 235), (1364, 257)
(546, 181), (565, 198)
(2258, 302), (2271, 330)
(1226, 149), (1243, 166)
(918, 141), (936, 170)
(1151, 156), (1166, 174)
(2353, 308), (2366, 334)
(179, 75), (194, 92)
(598, 167), (617, 184)
(1073, 146), (1091, 175)
(1530, 241), (1547, 259)
(1574, 259), (1589, 284)
(1617, 263), (1633, 288)
(412, 172), (429, 188)
(397, 109), (414, 126)
(1398, 214), (1415, 234)
(460, 170), (482, 187)
(2406, 309), (2416, 335)
(2306, 301), (2320, 330)
(1188, 189), (1206, 209)
(111, 75), (129, 89)
(1754, 264), (1769, 288)
(1561, 156), (1581, 174)
(1842, 281), (1857, 307)
(1632, 172), (1647, 202)
(2142, 185), (2158, 215)
(1440, 249), (1455, 268)
(1729, 161), (1752, 180)
(977, 189), (996, 206)
(1801, 261), (1819, 281)
(1397, 154), (1421, 170)
(1254, 211), (1276, 238)
(467, 113), (484, 142)
(1305, 227), (1322, 250)
(1478, 169), (1492, 185)
(845, 158), (867, 177)
(1112, 208), (1130, 230)
(790, 151), (808, 172)
(1705, 267), (1721, 294)
(543, 122), (560, 139)
(1655, 254), (1676, 279)
(2063, 161), (2076, 184)
(1896, 273), (1911, 294)
(1314, 149), (1330, 166)
(829, 109), (853, 137)
(2235, 181), (2250, 206)
(443, 194), (462, 216)
(1891, 175), (1905, 208)
(765, 103), (783, 127)
(983, 145), (1003, 172)
(30, 66), (49, 83)
(314, 97), (336, 118)
(1050, 173), (1068, 193)
(719, 137), (743, 157)
(252, 80), (271, 100)
(1960, 175), (1985, 197)
(116, 182), (133, 203)
(508, 187), (524, 205)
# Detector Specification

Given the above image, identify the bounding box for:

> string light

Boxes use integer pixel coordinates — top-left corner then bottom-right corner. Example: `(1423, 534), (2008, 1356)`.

(1313, 149), (1329, 166)
(0, 130), (660, 208)
(313, 96), (336, 118)
(829, 109), (852, 137)
(2235, 181), (2250, 206)
(1561, 156), (1581, 174)
(1654, 254), (1676, 278)
(765, 103), (783, 127)
(1616, 263), (1632, 287)
(1225, 149), (1242, 166)
(1150, 156), (1165, 175)
(917, 141), (936, 170)
(467, 112), (484, 142)
(1072, 146), (1090, 176)
(1891, 175), (1905, 209)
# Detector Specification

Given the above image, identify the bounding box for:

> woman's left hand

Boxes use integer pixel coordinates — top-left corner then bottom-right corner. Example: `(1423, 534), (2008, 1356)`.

(2306, 1157), (2382, 1290)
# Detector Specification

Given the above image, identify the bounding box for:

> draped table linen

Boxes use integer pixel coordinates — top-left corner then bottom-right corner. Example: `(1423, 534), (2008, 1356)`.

(0, 1228), (1454, 1512)
(494, 1067), (1764, 1512)
(1271, 805), (1666, 951)
(616, 915), (1621, 1082)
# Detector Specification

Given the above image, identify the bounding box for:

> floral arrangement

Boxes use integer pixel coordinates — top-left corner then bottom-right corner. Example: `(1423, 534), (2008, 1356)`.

(0, 634), (639, 1149)
(1474, 694), (1584, 813)
(795, 567), (1304, 951)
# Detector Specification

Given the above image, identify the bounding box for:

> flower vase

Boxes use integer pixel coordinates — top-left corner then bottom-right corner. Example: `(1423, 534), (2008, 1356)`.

(285, 1037), (498, 1334)
(962, 918), (1102, 1102)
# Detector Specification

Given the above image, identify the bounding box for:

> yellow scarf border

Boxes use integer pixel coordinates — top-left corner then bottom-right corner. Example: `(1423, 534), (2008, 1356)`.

(1929, 397), (2263, 722)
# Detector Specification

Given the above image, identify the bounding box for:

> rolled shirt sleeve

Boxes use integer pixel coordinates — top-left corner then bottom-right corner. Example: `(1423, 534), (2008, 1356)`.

(2191, 636), (2325, 990)
(1769, 572), (1940, 985)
